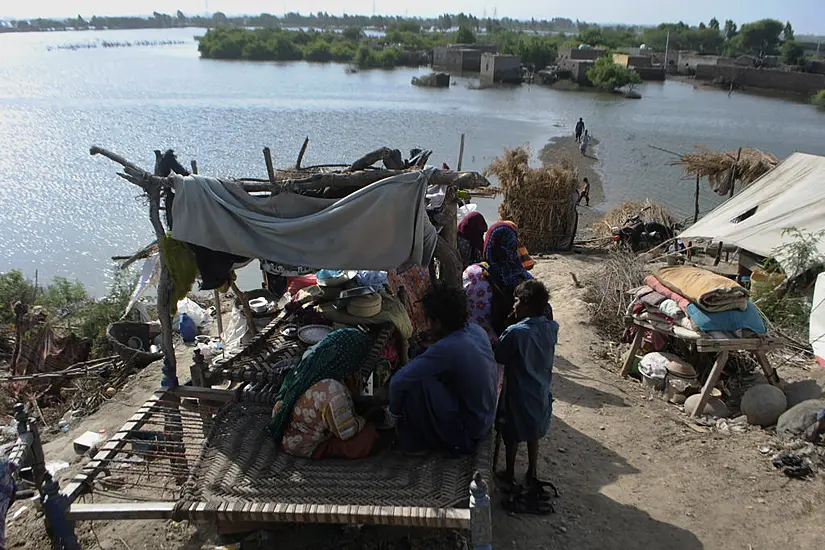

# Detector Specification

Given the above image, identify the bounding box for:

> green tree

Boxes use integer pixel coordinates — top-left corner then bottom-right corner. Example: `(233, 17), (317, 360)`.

(0, 270), (35, 324)
(781, 40), (805, 65)
(783, 21), (794, 41)
(736, 19), (784, 58)
(698, 22), (706, 30)
(724, 19), (738, 41)
(38, 277), (88, 325)
(813, 90), (825, 110)
(587, 55), (642, 91)
(438, 14), (452, 30)
(709, 17), (720, 31)
(342, 26), (362, 41)
(456, 25), (476, 44)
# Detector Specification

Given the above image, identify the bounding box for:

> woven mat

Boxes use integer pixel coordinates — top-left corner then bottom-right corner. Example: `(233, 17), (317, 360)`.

(179, 402), (493, 509)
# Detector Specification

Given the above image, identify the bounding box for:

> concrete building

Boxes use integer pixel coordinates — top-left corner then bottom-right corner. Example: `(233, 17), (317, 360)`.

(557, 47), (607, 63)
(433, 44), (497, 73)
(480, 53), (522, 84)
(612, 53), (652, 68)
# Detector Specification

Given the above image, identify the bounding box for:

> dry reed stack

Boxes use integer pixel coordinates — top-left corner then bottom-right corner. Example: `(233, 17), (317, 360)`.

(487, 146), (579, 251)
(590, 200), (677, 239)
(671, 147), (778, 195)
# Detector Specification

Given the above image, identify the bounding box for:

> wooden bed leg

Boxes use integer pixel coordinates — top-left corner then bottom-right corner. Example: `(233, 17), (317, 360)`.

(755, 351), (781, 386)
(163, 394), (189, 482)
(689, 351), (729, 417)
(620, 330), (644, 378)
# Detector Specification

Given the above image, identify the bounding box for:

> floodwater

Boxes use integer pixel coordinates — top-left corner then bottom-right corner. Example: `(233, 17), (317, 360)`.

(1, 28), (824, 295)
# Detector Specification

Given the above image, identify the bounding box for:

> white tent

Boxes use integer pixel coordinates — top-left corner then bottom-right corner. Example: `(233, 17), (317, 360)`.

(678, 152), (825, 273)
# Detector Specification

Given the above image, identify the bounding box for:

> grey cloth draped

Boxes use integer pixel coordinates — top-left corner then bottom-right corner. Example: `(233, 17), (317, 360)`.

(170, 170), (437, 271)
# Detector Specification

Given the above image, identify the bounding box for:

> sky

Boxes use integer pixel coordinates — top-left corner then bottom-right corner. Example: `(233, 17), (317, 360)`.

(2, 0), (824, 35)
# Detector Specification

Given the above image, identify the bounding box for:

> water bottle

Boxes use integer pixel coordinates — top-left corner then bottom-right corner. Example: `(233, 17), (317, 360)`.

(469, 471), (493, 550)
(179, 313), (197, 343)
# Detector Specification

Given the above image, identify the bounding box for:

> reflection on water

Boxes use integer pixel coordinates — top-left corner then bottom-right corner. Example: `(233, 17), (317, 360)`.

(1, 28), (824, 294)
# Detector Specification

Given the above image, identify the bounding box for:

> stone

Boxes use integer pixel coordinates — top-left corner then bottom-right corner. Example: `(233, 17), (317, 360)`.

(740, 384), (787, 427)
(783, 380), (823, 409)
(685, 394), (728, 417)
(777, 399), (825, 439)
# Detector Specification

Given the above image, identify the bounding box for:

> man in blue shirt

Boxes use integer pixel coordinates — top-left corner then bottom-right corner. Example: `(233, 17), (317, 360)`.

(494, 279), (559, 488)
(389, 285), (499, 455)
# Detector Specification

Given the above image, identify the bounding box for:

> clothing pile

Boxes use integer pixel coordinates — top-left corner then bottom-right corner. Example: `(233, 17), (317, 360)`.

(629, 266), (766, 340)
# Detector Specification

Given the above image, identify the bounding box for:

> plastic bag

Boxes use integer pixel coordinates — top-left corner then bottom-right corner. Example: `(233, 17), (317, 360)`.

(221, 306), (248, 355)
(173, 298), (208, 330)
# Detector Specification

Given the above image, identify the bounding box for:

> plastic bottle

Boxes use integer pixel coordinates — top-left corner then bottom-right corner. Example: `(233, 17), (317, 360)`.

(179, 313), (197, 343)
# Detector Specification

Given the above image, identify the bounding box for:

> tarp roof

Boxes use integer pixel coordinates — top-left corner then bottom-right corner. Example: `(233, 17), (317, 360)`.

(679, 152), (825, 271)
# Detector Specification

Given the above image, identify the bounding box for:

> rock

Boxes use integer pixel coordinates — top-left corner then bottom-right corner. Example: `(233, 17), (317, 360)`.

(783, 380), (823, 409)
(740, 384), (787, 427)
(685, 395), (728, 417)
(777, 399), (825, 439)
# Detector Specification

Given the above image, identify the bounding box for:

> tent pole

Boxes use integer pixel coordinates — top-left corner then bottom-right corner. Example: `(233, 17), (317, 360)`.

(714, 148), (741, 267)
(693, 175), (700, 224)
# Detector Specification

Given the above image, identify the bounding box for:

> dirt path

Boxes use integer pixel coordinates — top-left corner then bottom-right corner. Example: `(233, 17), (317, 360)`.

(8, 254), (825, 549)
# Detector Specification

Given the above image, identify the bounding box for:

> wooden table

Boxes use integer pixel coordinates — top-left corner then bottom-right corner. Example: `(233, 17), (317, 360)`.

(620, 317), (783, 417)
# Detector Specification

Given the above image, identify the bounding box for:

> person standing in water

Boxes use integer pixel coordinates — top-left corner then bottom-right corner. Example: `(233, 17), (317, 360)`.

(578, 177), (591, 206)
(580, 130), (591, 156)
(574, 118), (585, 143)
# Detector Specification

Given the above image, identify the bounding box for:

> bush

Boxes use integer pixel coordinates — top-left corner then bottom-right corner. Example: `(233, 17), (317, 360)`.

(0, 270), (35, 325)
(587, 55), (642, 90)
(456, 25), (476, 44)
(303, 39), (333, 61)
(584, 251), (647, 340)
(355, 44), (377, 67)
(813, 89), (825, 109)
(38, 277), (88, 326)
(781, 40), (805, 66)
(342, 26), (362, 41)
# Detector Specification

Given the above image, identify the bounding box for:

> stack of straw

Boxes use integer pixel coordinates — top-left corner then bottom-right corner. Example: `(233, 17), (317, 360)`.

(590, 200), (677, 239)
(486, 146), (579, 251)
(670, 147), (778, 195)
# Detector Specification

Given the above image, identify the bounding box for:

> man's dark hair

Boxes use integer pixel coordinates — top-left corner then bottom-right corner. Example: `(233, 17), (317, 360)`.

(583, 177), (589, 183)
(421, 285), (469, 334)
(514, 279), (550, 317)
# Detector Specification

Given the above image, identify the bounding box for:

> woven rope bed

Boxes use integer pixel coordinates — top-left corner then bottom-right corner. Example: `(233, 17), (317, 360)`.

(175, 401), (492, 527)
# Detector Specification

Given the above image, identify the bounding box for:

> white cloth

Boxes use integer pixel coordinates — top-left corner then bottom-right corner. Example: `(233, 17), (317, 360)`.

(679, 152), (825, 276)
(124, 254), (160, 317)
(658, 299), (683, 320)
(171, 170), (438, 271)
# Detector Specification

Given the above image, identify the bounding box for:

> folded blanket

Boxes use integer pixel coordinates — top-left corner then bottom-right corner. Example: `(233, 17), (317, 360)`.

(640, 291), (667, 308)
(686, 302), (767, 334)
(655, 267), (748, 312)
(645, 276), (691, 314)
(658, 299), (683, 319)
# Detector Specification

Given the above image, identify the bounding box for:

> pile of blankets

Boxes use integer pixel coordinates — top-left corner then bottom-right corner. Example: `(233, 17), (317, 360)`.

(629, 266), (767, 340)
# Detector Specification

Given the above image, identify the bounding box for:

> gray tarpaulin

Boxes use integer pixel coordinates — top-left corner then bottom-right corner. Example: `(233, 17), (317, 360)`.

(170, 169), (437, 271)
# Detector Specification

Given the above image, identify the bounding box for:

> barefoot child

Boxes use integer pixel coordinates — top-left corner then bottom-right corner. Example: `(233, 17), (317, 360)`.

(494, 279), (559, 496)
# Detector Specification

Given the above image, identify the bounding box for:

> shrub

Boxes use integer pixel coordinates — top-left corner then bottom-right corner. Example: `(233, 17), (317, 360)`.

(0, 270), (35, 325)
(342, 26), (362, 41)
(813, 89), (825, 110)
(355, 44), (377, 67)
(303, 39), (333, 61)
(587, 54), (642, 90)
(456, 25), (476, 44)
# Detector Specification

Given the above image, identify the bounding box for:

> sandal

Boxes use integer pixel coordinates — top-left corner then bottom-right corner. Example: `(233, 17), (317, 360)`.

(526, 476), (560, 499)
(495, 471), (520, 495)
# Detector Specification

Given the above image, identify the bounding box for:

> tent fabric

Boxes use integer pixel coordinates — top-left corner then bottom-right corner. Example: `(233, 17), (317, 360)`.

(170, 170), (438, 271)
(678, 152), (825, 274)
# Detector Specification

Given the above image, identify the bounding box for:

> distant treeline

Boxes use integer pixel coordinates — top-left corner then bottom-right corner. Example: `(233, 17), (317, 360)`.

(0, 11), (578, 34)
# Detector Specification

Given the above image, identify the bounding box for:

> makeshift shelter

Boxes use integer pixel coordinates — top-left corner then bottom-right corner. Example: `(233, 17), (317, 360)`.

(678, 152), (825, 275)
(6, 143), (499, 547)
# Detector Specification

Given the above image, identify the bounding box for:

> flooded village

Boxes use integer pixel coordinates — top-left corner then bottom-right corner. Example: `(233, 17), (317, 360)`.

(1, 7), (825, 550)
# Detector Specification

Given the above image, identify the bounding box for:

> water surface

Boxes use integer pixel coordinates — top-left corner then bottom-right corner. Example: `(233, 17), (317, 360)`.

(1, 28), (824, 294)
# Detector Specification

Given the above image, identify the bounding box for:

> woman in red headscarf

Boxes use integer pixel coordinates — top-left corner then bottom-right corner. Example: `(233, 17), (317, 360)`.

(457, 212), (488, 268)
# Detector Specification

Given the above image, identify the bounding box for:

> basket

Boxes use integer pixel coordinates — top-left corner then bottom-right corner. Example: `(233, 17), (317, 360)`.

(106, 322), (164, 369)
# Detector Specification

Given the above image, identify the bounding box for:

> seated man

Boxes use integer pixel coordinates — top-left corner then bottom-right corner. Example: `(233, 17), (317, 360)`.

(494, 279), (559, 490)
(389, 285), (499, 455)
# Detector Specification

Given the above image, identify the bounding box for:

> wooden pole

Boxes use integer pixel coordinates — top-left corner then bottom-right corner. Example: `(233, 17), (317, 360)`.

(457, 133), (466, 171)
(693, 175), (700, 224)
(714, 147), (741, 267)
(263, 147), (276, 184)
(190, 160), (198, 175)
(214, 289), (223, 338)
(295, 136), (309, 169)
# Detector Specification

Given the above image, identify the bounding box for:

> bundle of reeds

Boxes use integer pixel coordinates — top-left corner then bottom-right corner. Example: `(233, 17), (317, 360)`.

(584, 250), (647, 339)
(590, 200), (677, 239)
(486, 146), (579, 251)
(670, 147), (778, 195)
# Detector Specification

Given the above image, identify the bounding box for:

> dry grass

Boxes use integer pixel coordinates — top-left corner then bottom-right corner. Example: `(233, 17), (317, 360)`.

(584, 251), (647, 340)
(589, 200), (677, 239)
(670, 147), (778, 195)
(486, 146), (579, 251)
